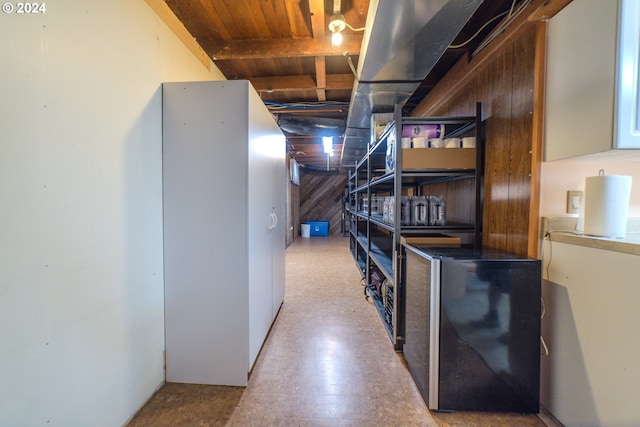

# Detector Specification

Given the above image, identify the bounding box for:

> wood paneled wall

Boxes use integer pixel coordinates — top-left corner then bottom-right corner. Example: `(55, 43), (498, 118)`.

(413, 24), (543, 257)
(298, 169), (348, 237)
(421, 179), (477, 225)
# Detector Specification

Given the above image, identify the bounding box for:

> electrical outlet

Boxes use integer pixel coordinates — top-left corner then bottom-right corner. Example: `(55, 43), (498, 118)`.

(566, 190), (583, 214)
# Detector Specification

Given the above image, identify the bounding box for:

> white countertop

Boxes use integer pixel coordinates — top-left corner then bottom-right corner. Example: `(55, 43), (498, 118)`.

(543, 217), (640, 256)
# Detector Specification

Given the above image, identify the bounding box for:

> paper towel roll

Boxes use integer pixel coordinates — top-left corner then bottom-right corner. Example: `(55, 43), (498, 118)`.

(583, 173), (632, 238)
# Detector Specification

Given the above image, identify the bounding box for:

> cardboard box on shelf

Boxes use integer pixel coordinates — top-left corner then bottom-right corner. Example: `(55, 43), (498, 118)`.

(400, 235), (461, 246)
(402, 148), (475, 170)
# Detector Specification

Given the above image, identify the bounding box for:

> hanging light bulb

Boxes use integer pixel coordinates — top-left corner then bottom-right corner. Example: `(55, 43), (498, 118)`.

(328, 14), (346, 47)
(331, 30), (343, 47)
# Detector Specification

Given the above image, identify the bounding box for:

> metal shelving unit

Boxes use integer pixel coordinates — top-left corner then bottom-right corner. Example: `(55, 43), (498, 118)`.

(346, 103), (483, 349)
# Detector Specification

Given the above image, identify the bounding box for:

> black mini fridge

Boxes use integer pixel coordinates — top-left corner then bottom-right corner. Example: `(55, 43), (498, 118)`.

(401, 245), (541, 413)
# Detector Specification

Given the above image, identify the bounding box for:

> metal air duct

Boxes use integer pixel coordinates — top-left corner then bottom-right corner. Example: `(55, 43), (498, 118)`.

(340, 0), (484, 168)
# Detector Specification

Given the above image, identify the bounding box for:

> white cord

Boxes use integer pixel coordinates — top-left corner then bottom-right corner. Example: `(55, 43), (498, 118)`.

(540, 336), (549, 356)
(449, 10), (509, 49)
(540, 231), (551, 357)
(507, 0), (518, 18)
(345, 22), (365, 32)
(472, 0), (532, 56)
(544, 232), (553, 281)
(543, 230), (580, 281)
(450, 0), (518, 49)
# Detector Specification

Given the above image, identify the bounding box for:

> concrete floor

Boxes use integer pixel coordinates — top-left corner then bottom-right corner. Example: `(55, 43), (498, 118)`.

(127, 236), (558, 426)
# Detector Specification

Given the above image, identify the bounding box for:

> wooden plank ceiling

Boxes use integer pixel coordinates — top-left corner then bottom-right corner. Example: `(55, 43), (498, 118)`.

(163, 0), (523, 172)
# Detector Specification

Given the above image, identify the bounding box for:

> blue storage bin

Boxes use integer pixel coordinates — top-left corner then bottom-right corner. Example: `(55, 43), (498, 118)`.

(307, 221), (329, 236)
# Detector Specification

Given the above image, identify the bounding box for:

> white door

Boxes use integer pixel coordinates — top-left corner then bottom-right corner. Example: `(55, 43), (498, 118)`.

(271, 136), (286, 317)
(247, 84), (286, 367)
(247, 133), (277, 368)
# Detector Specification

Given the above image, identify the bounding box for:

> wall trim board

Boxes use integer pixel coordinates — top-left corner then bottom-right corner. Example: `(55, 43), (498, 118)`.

(144, 0), (212, 71)
(528, 21), (548, 259)
(527, 0), (573, 22)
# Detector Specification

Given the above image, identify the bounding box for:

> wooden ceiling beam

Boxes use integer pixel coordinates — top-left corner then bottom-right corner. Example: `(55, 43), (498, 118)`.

(273, 109), (347, 116)
(291, 154), (342, 161)
(144, 0), (211, 70)
(309, 0), (327, 102)
(209, 35), (362, 60)
(249, 74), (354, 92)
(314, 58), (327, 101)
(291, 148), (333, 156)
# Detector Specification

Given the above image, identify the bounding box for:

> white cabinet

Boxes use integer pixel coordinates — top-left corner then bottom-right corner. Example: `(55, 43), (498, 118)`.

(545, 0), (640, 160)
(162, 80), (286, 387)
(615, 0), (640, 149)
(541, 241), (640, 426)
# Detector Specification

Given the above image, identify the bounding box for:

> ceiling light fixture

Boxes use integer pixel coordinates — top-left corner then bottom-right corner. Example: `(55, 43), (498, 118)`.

(323, 136), (334, 171)
(329, 0), (345, 47)
(329, 14), (346, 47)
(323, 136), (334, 155)
(327, 0), (365, 47)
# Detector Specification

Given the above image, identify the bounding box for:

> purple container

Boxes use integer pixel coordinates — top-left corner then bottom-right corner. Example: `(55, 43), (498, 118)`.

(402, 124), (443, 139)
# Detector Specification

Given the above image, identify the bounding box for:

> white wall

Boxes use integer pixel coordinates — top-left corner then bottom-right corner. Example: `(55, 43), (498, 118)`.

(540, 242), (640, 426)
(540, 157), (640, 218)
(0, 1), (224, 425)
